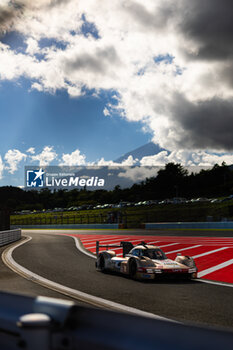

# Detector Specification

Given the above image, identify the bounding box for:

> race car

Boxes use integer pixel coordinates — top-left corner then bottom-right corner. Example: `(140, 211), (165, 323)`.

(95, 241), (197, 280)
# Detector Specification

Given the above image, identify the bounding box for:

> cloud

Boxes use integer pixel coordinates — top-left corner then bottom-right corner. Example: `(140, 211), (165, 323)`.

(26, 38), (39, 55)
(4, 149), (27, 174)
(64, 46), (120, 75)
(169, 95), (233, 151)
(140, 151), (170, 166)
(0, 1), (62, 34)
(59, 149), (86, 166)
(91, 155), (138, 167)
(120, 155), (138, 166)
(122, 0), (174, 32)
(140, 150), (233, 167)
(2, 144), (233, 184)
(26, 147), (35, 154)
(31, 146), (57, 166)
(118, 166), (159, 182)
(1, 1), (233, 154)
(103, 107), (110, 117)
(178, 0), (233, 61)
(0, 156), (4, 179)
(0, 1), (23, 33)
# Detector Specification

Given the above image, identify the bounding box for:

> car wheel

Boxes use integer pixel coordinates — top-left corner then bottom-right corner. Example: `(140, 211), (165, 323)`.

(99, 254), (106, 272)
(129, 259), (137, 279)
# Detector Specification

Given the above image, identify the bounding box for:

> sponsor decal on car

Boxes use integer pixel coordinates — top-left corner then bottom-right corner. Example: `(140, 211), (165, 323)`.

(142, 274), (152, 278)
(153, 259), (180, 267)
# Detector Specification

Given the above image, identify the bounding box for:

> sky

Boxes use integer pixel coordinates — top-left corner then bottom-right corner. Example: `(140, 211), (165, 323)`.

(1, 0), (233, 186)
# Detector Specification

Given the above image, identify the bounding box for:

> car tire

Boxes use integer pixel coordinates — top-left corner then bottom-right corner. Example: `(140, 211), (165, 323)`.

(129, 259), (137, 279)
(99, 254), (106, 272)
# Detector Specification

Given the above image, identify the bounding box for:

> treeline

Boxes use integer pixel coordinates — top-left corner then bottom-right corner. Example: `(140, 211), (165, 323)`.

(1, 163), (233, 211)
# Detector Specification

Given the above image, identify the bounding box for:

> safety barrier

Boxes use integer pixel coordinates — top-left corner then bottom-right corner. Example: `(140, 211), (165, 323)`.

(11, 212), (125, 226)
(0, 291), (233, 350)
(0, 229), (21, 246)
(10, 224), (120, 230)
(145, 221), (233, 229)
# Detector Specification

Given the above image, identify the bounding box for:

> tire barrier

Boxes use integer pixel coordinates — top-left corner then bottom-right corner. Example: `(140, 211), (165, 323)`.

(0, 229), (21, 247)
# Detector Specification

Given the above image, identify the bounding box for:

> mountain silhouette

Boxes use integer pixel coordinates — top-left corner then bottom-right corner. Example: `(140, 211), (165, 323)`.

(114, 142), (164, 163)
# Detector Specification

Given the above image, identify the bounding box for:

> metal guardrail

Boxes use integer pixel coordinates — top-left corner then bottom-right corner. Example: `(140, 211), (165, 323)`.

(0, 229), (21, 247)
(0, 292), (233, 350)
(145, 221), (233, 229)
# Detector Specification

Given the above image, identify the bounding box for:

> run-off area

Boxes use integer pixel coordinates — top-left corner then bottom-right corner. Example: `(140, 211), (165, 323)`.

(64, 234), (233, 284)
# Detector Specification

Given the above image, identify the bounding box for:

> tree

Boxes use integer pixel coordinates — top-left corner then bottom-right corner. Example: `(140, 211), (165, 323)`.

(155, 163), (188, 198)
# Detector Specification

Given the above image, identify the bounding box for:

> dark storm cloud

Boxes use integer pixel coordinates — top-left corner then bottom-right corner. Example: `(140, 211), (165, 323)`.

(179, 0), (233, 61)
(0, 1), (24, 33)
(46, 0), (72, 9)
(123, 0), (175, 31)
(123, 0), (233, 61)
(148, 0), (233, 151)
(220, 63), (233, 89)
(0, 7), (15, 28)
(171, 95), (233, 150)
(0, 1), (69, 34)
(64, 47), (120, 74)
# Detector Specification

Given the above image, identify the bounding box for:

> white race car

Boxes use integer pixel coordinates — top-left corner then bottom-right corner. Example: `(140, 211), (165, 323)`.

(96, 241), (197, 280)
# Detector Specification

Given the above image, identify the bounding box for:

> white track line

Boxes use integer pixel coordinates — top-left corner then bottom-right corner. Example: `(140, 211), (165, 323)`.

(81, 237), (128, 244)
(198, 259), (233, 278)
(165, 245), (202, 254)
(195, 279), (233, 288)
(74, 237), (96, 258)
(2, 235), (172, 322)
(158, 243), (179, 248)
(193, 247), (229, 259)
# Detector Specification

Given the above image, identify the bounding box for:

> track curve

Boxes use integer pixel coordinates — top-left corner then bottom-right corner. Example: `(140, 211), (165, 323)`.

(8, 230), (233, 329)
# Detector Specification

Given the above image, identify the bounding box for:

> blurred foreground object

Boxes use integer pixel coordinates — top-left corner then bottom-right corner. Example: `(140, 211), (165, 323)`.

(0, 292), (233, 350)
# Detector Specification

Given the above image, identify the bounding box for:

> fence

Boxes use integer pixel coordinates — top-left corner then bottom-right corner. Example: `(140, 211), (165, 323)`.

(11, 212), (129, 227)
(0, 229), (21, 246)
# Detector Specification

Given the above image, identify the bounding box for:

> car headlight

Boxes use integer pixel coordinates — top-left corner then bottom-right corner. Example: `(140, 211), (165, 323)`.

(154, 269), (162, 274)
(146, 269), (154, 273)
(188, 268), (196, 273)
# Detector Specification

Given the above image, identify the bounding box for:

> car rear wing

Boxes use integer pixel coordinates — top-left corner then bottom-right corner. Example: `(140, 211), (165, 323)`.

(96, 241), (134, 257)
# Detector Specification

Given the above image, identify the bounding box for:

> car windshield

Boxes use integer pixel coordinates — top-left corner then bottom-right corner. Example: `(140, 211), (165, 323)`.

(143, 249), (167, 260)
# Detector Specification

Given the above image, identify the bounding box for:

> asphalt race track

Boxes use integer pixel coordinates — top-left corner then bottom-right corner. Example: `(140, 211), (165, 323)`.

(7, 229), (233, 330)
(0, 242), (86, 306)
